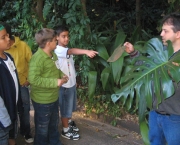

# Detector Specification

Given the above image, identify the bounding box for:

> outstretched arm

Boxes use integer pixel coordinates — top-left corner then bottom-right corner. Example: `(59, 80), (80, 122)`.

(68, 48), (98, 58)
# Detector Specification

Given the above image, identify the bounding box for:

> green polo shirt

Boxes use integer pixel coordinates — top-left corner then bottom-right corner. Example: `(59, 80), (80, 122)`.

(28, 48), (63, 104)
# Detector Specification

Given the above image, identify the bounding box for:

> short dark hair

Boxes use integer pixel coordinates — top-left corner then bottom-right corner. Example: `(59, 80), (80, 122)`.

(35, 28), (56, 48)
(53, 25), (69, 36)
(161, 12), (180, 32)
(0, 21), (13, 39)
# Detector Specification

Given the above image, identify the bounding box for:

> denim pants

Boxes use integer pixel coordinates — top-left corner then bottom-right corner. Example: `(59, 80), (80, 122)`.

(149, 110), (180, 145)
(0, 127), (9, 145)
(32, 100), (62, 145)
(9, 119), (18, 139)
(19, 86), (31, 136)
(59, 85), (77, 118)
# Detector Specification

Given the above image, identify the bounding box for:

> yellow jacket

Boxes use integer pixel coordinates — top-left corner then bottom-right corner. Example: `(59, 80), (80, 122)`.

(5, 36), (32, 85)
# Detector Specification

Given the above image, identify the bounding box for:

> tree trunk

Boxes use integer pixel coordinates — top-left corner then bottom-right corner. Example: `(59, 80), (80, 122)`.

(34, 0), (45, 25)
(81, 0), (91, 34)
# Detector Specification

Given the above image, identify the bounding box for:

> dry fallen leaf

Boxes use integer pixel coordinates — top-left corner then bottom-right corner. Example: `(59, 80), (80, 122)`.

(107, 45), (125, 62)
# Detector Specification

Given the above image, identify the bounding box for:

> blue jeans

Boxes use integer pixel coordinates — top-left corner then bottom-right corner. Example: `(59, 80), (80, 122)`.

(19, 86), (31, 136)
(59, 85), (77, 118)
(32, 100), (62, 145)
(0, 127), (9, 145)
(149, 110), (180, 145)
(9, 119), (18, 139)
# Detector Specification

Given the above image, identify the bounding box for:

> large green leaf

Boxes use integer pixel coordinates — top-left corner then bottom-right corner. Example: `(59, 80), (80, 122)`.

(139, 121), (149, 145)
(111, 38), (180, 144)
(138, 84), (149, 145)
(101, 67), (111, 90)
(93, 56), (109, 68)
(95, 43), (109, 60)
(111, 38), (180, 104)
(113, 30), (127, 50)
(88, 71), (97, 100)
(111, 53), (126, 85)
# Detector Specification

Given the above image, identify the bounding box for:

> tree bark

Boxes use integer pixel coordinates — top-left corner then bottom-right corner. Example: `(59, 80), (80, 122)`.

(81, 0), (91, 34)
(34, 0), (45, 24)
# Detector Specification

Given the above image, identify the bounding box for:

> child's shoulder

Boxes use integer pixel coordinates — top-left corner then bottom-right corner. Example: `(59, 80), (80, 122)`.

(30, 50), (42, 60)
(55, 45), (68, 52)
(56, 45), (68, 49)
(4, 52), (14, 61)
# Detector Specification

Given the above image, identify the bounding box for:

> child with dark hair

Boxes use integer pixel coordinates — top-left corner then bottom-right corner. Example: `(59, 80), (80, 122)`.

(0, 21), (33, 143)
(0, 24), (23, 145)
(54, 25), (98, 140)
(28, 28), (68, 145)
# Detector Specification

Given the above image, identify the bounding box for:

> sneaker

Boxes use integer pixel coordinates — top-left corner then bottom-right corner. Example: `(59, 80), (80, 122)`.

(24, 134), (34, 143)
(61, 127), (80, 140)
(68, 121), (79, 132)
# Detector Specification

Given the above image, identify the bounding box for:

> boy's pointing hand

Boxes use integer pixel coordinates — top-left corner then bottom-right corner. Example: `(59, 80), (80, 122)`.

(86, 50), (98, 58)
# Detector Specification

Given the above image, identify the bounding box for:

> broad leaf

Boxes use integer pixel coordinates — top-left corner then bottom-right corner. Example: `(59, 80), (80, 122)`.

(111, 38), (180, 105)
(96, 43), (109, 60)
(111, 38), (180, 144)
(113, 30), (127, 50)
(138, 84), (149, 145)
(111, 53), (127, 85)
(101, 67), (111, 90)
(94, 56), (109, 68)
(88, 71), (97, 100)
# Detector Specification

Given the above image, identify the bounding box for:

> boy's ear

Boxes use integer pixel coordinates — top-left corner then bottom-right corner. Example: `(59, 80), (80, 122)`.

(43, 41), (50, 49)
(176, 31), (180, 38)
(46, 41), (50, 46)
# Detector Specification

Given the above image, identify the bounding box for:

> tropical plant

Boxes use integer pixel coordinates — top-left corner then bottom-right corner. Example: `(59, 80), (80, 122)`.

(110, 38), (180, 144)
(85, 25), (153, 123)
(1, 1), (179, 142)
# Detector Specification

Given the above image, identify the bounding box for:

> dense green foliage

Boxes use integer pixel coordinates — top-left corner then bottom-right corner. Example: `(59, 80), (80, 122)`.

(1, 0), (179, 144)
